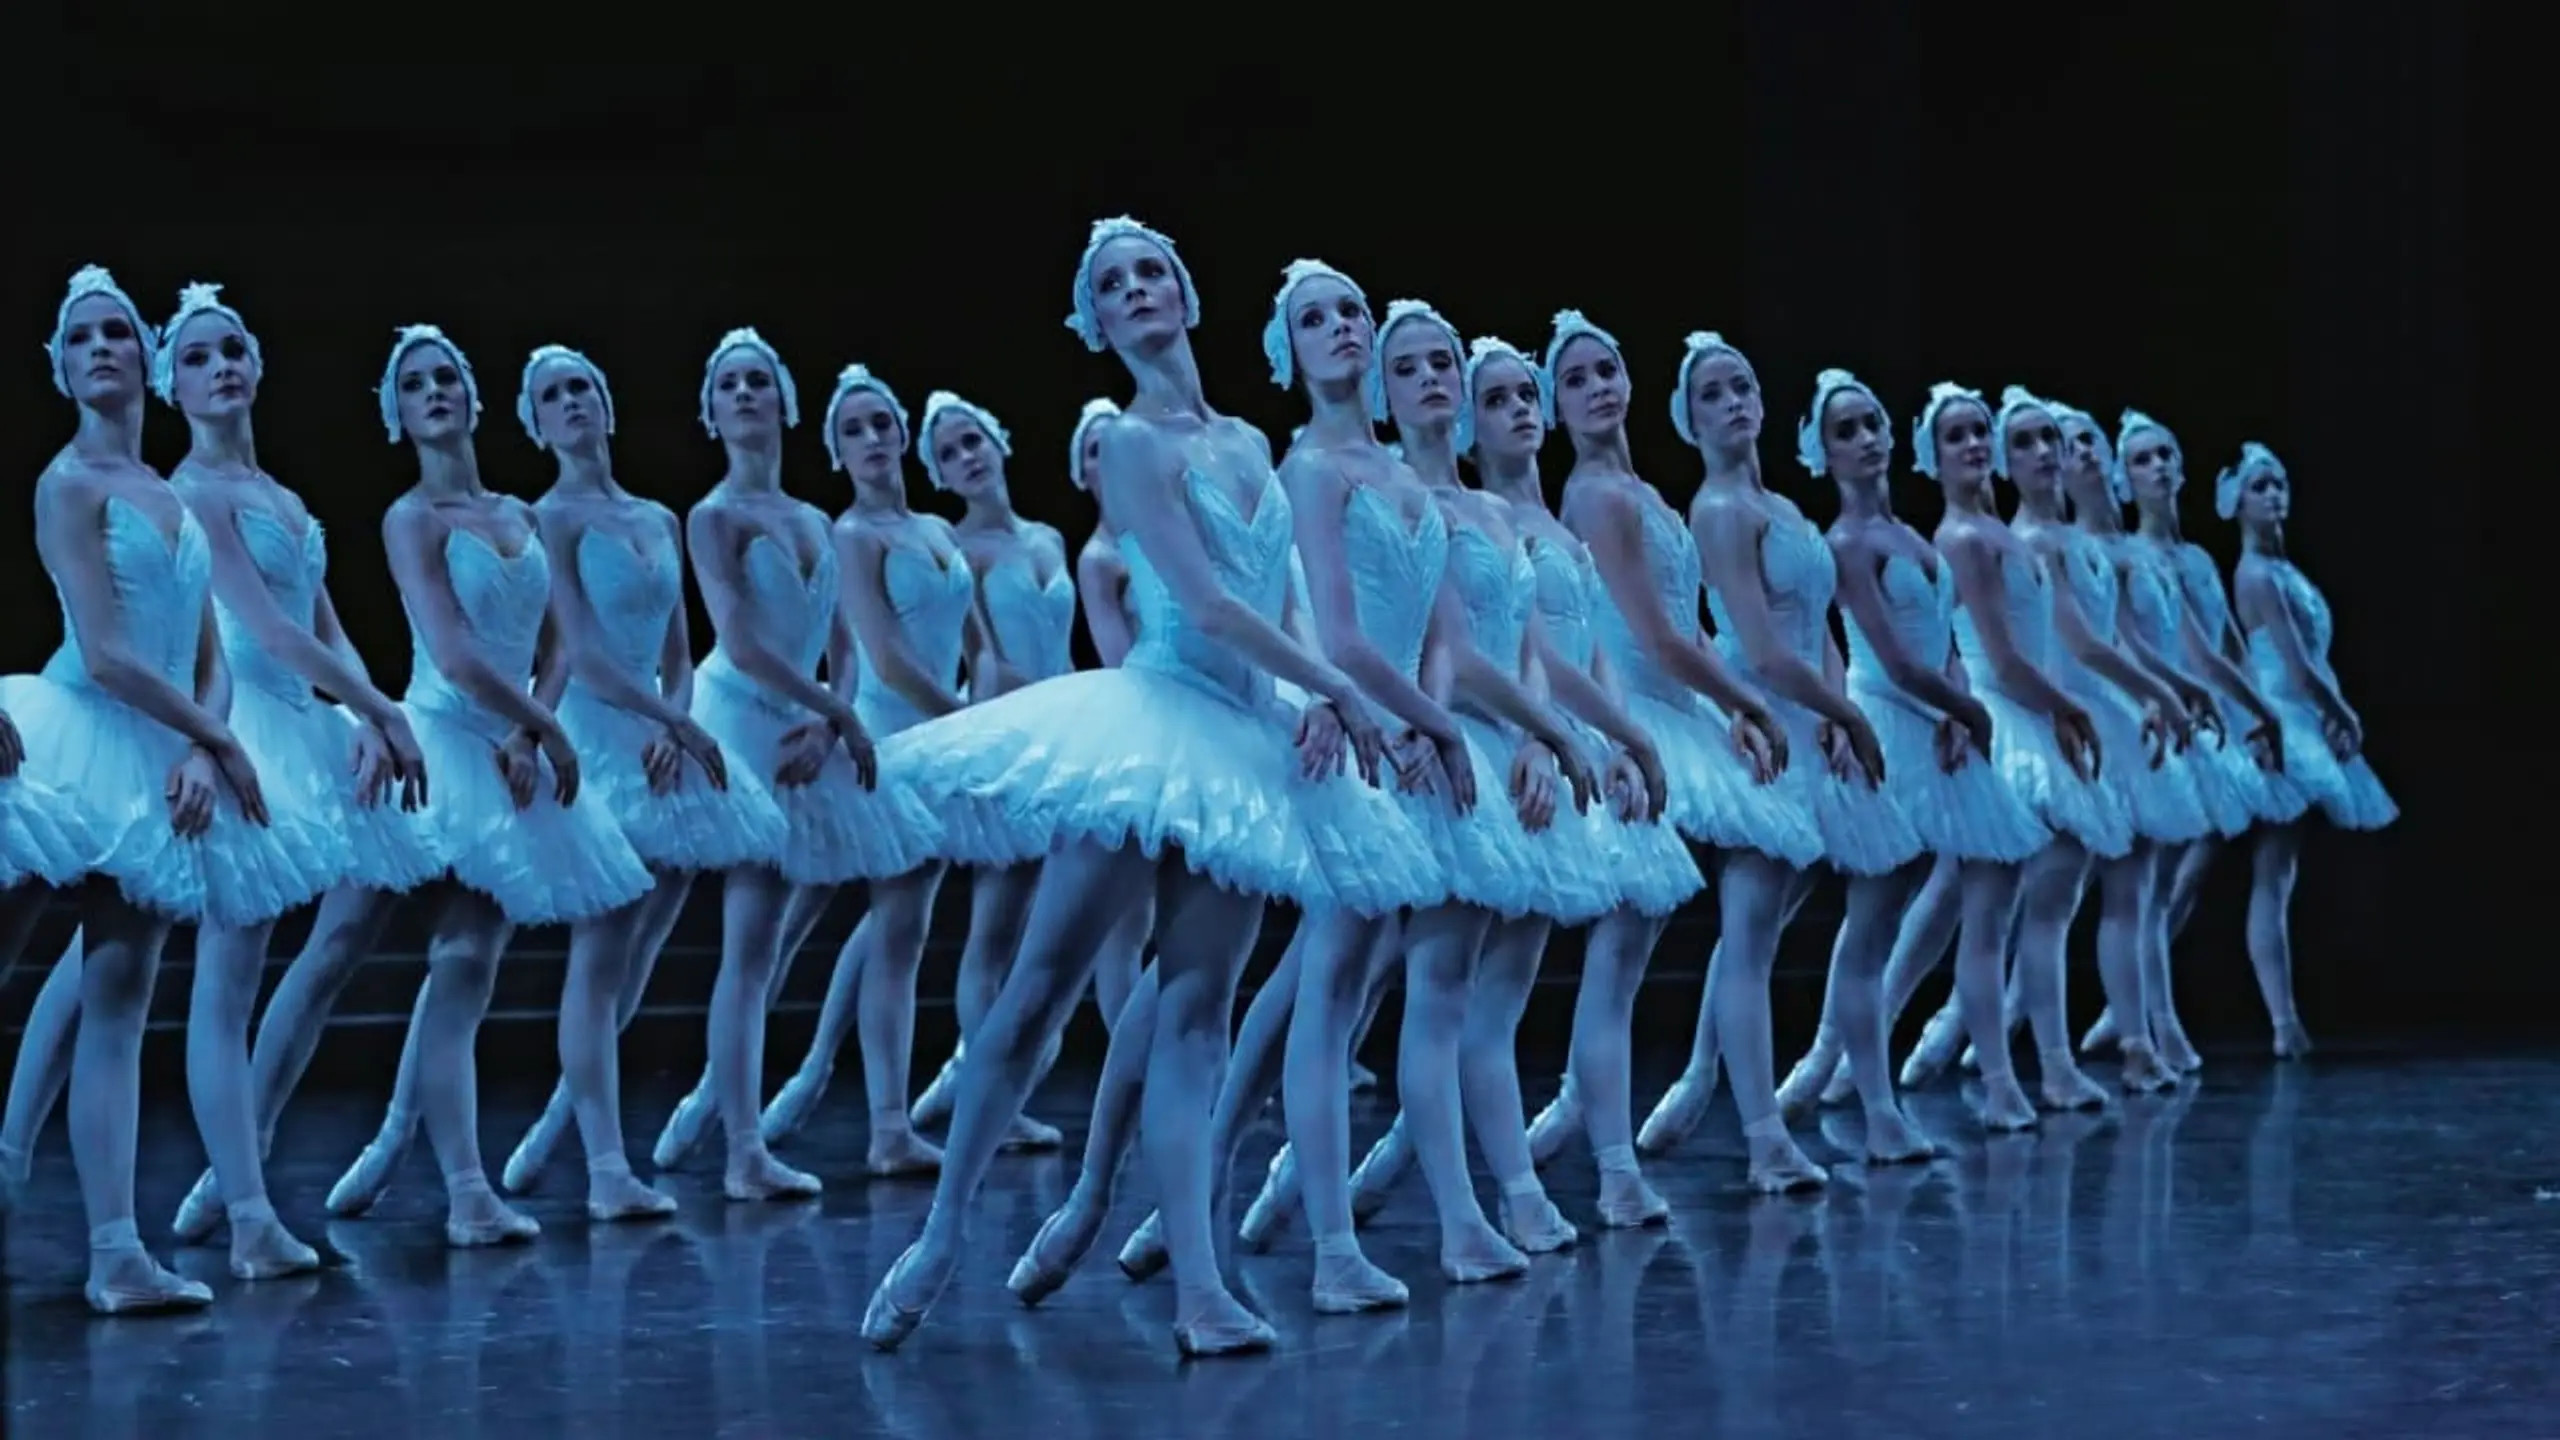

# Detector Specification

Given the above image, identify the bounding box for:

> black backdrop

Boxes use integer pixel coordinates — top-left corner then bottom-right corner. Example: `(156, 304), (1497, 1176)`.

(9, 15), (2503, 1046)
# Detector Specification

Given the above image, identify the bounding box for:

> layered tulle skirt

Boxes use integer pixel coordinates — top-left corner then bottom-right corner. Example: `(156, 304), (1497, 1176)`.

(558, 684), (788, 874)
(2257, 687), (2397, 831)
(691, 662), (941, 885)
(0, 769), (97, 891)
(228, 684), (442, 895)
(1555, 722), (1705, 918)
(882, 665), (1443, 916)
(1443, 713), (1618, 924)
(2181, 708), (2277, 837)
(1619, 687), (1823, 868)
(1847, 677), (2049, 864)
(1971, 683), (2133, 858)
(403, 696), (653, 926)
(1754, 687), (1925, 877)
(2064, 675), (2213, 847)
(0, 672), (337, 927)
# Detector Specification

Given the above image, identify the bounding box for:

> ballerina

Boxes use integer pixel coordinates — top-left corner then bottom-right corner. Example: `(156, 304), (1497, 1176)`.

(1513, 309), (1812, 1204)
(887, 390), (1082, 1154)
(1633, 336), (1914, 1179)
(2219, 439), (2397, 1049)
(909, 398), (1147, 1137)
(2076, 411), (2290, 1056)
(755, 366), (972, 1176)
(1733, 368), (2051, 1159)
(1780, 383), (2118, 1124)
(0, 265), (332, 1310)
(860, 216), (1425, 1356)
(321, 324), (655, 1245)
(488, 342), (787, 1218)
(652, 329), (939, 1200)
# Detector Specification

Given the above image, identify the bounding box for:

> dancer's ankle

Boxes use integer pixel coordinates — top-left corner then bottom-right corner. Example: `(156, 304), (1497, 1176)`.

(89, 1218), (143, 1253)
(226, 1195), (278, 1226)
(1594, 1143), (1640, 1177)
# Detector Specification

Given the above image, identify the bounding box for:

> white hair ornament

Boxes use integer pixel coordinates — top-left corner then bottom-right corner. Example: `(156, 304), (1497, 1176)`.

(1065, 216), (1201, 354)
(151, 281), (262, 407)
(1262, 258), (1370, 390)
(697, 327), (801, 439)
(1537, 310), (1624, 428)
(1067, 396), (1120, 491)
(915, 389), (1013, 490)
(514, 343), (616, 449)
(2215, 441), (2284, 520)
(377, 324), (483, 444)
(46, 264), (155, 400)
(1794, 367), (1887, 477)
(1669, 330), (1756, 447)
(1911, 380), (1990, 478)
(1366, 298), (1463, 423)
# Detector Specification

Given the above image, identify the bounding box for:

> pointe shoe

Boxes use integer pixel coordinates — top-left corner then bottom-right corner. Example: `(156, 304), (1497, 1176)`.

(1440, 1226), (1531, 1285)
(1347, 1119), (1409, 1225)
(1008, 1200), (1106, 1307)
(724, 1149), (823, 1203)
(228, 1216), (324, 1280)
(325, 1126), (411, 1218)
(1776, 1037), (1842, 1120)
(1743, 1130), (1828, 1194)
(169, 1168), (224, 1245)
(1349, 1061), (1379, 1093)
(1497, 1189), (1580, 1254)
(1118, 1211), (1169, 1282)
(1524, 1083), (1581, 1167)
(998, 1113), (1064, 1152)
(444, 1191), (542, 1249)
(1859, 1106), (1944, 1166)
(1637, 1070), (1717, 1157)
(1309, 1246), (1409, 1314)
(1174, 1310), (1279, 1358)
(760, 1067), (829, 1144)
(862, 1239), (954, 1352)
(501, 1122), (563, 1197)
(586, 1171), (679, 1223)
(652, 1084), (715, 1171)
(1898, 1007), (1967, 1089)
(1975, 1074), (2041, 1132)
(85, 1249), (215, 1315)
(2271, 1018), (2313, 1061)
(908, 1050), (963, 1130)
(1817, 1054), (1858, 1107)
(2080, 1007), (2122, 1055)
(1237, 1147), (1299, 1252)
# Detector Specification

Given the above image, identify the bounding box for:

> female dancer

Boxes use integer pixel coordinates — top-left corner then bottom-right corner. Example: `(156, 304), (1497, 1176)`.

(859, 216), (1427, 1357)
(2082, 418), (2304, 1057)
(891, 389), (1082, 1152)
(1634, 334), (1913, 1174)
(1510, 310), (1811, 1201)
(2219, 439), (2397, 1050)
(756, 366), (971, 1175)
(2, 265), (329, 1309)
(910, 398), (1146, 1135)
(490, 342), (787, 1217)
(327, 324), (655, 1245)
(672, 331), (937, 1200)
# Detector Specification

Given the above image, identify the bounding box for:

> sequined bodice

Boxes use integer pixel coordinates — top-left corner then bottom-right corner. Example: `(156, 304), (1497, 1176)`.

(2046, 527), (2119, 693)
(218, 505), (329, 707)
(855, 529), (974, 736)
(43, 496), (212, 703)
(2120, 537), (2185, 658)
(697, 525), (837, 716)
(1524, 533), (1600, 671)
(571, 523), (682, 693)
(1122, 467), (1294, 705)
(1341, 486), (1449, 681)
(2246, 558), (2342, 700)
(403, 526), (552, 742)
(977, 543), (1076, 683)
(1952, 543), (2057, 677)
(1704, 505), (1835, 680)
(1845, 550), (1956, 718)
(1591, 495), (1703, 704)
(1446, 523), (1535, 723)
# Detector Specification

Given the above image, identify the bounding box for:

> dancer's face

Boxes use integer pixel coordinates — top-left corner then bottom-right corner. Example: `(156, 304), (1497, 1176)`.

(60, 294), (147, 407)
(2236, 462), (2289, 529)
(710, 346), (784, 444)
(929, 412), (1006, 502)
(395, 343), (471, 444)
(1933, 400), (1995, 490)
(1286, 274), (1374, 392)
(527, 354), (606, 451)
(1551, 334), (1628, 437)
(2003, 406), (2064, 497)
(168, 311), (259, 419)
(1471, 354), (1546, 462)
(2060, 418), (2115, 509)
(1682, 349), (1762, 449)
(1087, 235), (1186, 353)
(2120, 426), (2182, 511)
(1819, 387), (1891, 484)
(832, 389), (903, 485)
(1380, 319), (1461, 430)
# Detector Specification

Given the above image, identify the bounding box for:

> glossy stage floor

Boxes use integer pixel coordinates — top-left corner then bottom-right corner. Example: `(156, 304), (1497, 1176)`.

(6, 1051), (2555, 1436)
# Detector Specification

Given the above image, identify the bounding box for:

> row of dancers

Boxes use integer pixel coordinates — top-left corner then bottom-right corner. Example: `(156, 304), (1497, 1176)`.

(0, 222), (2391, 1354)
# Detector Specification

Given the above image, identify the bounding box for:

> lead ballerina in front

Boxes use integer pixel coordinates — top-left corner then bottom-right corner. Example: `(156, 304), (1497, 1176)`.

(859, 217), (1428, 1357)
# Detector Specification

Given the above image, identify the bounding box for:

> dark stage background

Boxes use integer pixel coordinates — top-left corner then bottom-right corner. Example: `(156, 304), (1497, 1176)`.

(6, 14), (2499, 1074)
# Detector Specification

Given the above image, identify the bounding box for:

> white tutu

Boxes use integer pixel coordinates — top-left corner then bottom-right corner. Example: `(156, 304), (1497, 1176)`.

(0, 672), (337, 927)
(0, 769), (99, 891)
(1445, 714), (1618, 924)
(1974, 685), (2133, 859)
(229, 689), (441, 895)
(2256, 692), (2396, 831)
(1848, 678), (2049, 865)
(403, 699), (653, 926)
(692, 663), (941, 885)
(883, 666), (1444, 917)
(1623, 690), (1824, 868)
(558, 686), (788, 874)
(1759, 691), (1925, 877)
(1567, 720), (1705, 918)
(2067, 678), (2213, 847)
(2184, 714), (2274, 837)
